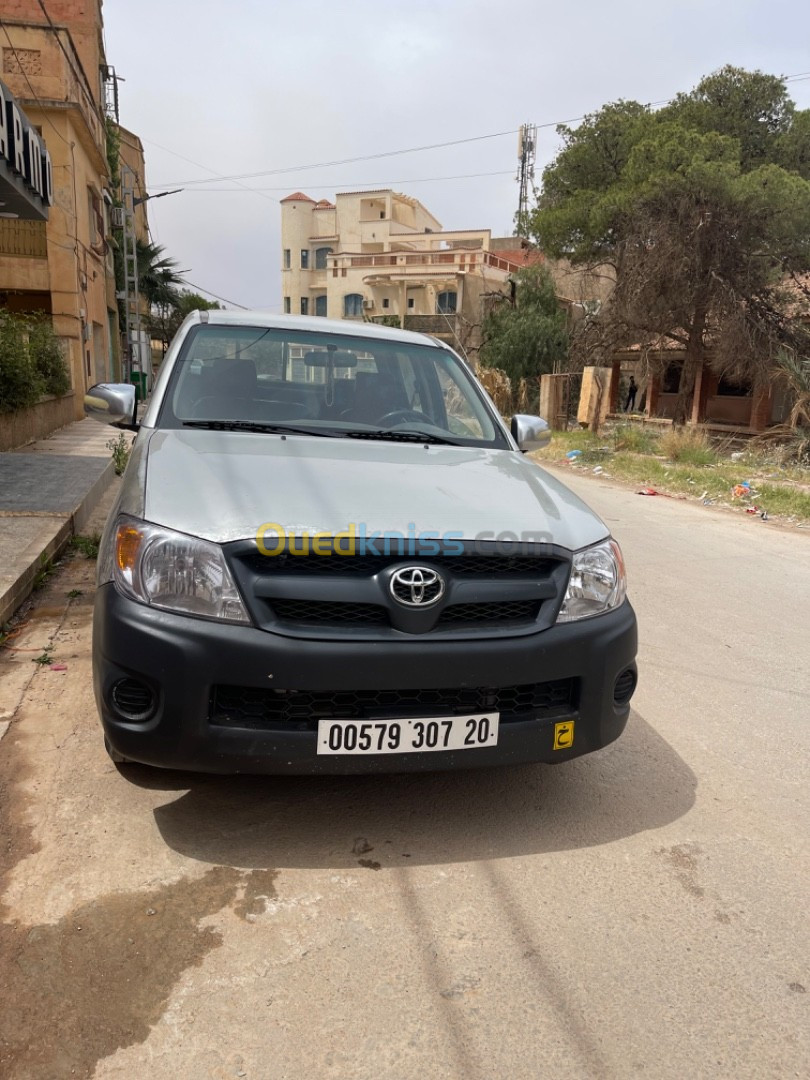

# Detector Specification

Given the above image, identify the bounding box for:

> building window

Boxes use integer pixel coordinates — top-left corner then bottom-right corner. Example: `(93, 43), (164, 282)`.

(300, 297), (309, 315)
(662, 363), (681, 394)
(315, 295), (327, 317)
(437, 291), (457, 314)
(380, 211), (385, 219)
(283, 249), (291, 269)
(382, 298), (389, 309)
(283, 297), (291, 314)
(315, 246), (333, 270)
(344, 293), (364, 317)
(408, 298), (415, 309)
(301, 249), (309, 269)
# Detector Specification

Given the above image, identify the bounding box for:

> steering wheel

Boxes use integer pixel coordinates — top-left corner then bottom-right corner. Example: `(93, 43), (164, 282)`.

(375, 409), (434, 427)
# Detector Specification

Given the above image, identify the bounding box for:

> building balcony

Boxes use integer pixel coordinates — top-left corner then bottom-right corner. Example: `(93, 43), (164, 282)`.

(1, 24), (106, 162)
(371, 313), (460, 337)
(331, 250), (520, 276)
(0, 220), (48, 258)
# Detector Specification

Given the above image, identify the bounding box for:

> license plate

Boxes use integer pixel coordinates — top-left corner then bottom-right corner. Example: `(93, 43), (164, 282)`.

(317, 713), (499, 756)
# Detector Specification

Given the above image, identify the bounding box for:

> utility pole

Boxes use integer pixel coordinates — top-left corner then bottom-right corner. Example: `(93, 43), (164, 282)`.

(119, 162), (141, 386)
(515, 123), (537, 238)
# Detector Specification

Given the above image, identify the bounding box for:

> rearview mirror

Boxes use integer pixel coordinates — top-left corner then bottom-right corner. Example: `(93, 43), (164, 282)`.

(511, 414), (551, 453)
(84, 383), (138, 430)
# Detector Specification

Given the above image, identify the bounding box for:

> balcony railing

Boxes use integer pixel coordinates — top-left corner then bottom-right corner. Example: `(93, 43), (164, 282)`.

(371, 314), (460, 335)
(0, 220), (48, 258)
(333, 250), (521, 274)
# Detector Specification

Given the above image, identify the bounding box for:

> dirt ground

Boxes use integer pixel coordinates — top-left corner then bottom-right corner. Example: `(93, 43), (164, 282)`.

(1, 475), (808, 1080)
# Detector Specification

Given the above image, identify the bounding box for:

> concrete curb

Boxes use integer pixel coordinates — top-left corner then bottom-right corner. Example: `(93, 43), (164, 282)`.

(0, 458), (114, 626)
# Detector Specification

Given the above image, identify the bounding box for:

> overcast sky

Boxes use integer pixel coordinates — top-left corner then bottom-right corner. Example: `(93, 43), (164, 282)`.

(103, 0), (810, 312)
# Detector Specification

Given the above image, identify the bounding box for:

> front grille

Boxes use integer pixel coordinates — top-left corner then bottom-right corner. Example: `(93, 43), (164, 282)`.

(210, 679), (577, 731)
(228, 541), (570, 639)
(271, 600), (388, 626)
(438, 601), (541, 626)
(240, 551), (556, 578)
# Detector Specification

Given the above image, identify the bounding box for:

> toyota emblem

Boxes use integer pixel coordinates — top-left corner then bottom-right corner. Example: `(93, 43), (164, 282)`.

(390, 566), (445, 608)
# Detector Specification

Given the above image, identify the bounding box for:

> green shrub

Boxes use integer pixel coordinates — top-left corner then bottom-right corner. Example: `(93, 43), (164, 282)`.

(27, 316), (70, 396)
(612, 423), (660, 454)
(0, 311), (70, 413)
(659, 426), (717, 465)
(0, 313), (41, 413)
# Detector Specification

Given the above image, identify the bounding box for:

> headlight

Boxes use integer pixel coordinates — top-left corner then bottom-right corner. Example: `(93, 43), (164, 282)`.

(557, 539), (626, 622)
(113, 516), (250, 623)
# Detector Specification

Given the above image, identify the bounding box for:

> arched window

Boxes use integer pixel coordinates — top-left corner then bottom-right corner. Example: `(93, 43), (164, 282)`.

(437, 290), (457, 314)
(315, 295), (327, 317)
(344, 293), (364, 317)
(315, 247), (333, 270)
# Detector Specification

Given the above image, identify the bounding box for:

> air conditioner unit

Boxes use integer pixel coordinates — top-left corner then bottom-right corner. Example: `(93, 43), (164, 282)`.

(111, 206), (125, 229)
(362, 299), (374, 309)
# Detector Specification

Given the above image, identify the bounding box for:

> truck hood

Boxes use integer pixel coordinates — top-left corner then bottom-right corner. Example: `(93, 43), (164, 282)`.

(142, 429), (608, 551)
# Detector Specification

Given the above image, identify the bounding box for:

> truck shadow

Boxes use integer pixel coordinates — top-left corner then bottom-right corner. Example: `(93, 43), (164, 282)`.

(149, 710), (696, 869)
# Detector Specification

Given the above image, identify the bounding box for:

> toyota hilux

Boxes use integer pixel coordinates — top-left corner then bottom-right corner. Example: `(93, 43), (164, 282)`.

(85, 312), (637, 774)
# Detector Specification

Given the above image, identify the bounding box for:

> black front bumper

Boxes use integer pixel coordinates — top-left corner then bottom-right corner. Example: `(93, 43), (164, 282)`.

(93, 585), (637, 775)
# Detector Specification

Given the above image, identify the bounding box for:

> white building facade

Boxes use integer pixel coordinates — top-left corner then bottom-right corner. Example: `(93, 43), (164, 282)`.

(280, 189), (523, 359)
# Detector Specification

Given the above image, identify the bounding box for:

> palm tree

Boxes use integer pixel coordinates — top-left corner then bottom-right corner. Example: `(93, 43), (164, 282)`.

(136, 240), (185, 309)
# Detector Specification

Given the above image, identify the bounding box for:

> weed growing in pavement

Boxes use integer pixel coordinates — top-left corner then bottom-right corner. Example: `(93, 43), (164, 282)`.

(32, 555), (56, 590)
(106, 432), (131, 475)
(71, 534), (100, 559)
(66, 589), (83, 599)
(32, 649), (53, 666)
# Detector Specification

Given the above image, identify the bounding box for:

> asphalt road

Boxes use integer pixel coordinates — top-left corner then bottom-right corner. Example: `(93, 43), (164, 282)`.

(0, 471), (808, 1080)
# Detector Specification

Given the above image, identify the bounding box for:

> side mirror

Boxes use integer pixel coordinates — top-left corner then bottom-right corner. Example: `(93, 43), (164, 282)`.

(84, 383), (139, 430)
(511, 414), (551, 453)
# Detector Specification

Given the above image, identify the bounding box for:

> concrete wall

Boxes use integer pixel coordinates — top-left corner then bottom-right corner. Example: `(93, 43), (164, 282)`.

(2, 0), (105, 110)
(577, 366), (614, 429)
(0, 393), (76, 451)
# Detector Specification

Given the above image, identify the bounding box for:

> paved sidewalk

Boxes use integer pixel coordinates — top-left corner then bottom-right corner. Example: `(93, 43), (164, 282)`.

(0, 418), (125, 624)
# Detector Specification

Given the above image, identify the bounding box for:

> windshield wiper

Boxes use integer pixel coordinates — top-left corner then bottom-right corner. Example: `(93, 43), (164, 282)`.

(182, 420), (341, 437)
(343, 428), (460, 446)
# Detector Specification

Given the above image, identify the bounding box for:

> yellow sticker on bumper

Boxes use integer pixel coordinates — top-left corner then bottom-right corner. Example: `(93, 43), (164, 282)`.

(553, 721), (574, 750)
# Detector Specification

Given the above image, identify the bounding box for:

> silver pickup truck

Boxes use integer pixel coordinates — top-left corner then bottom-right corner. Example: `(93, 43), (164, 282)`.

(85, 312), (637, 775)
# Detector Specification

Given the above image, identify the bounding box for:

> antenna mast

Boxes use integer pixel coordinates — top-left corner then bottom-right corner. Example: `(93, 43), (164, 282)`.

(515, 122), (537, 238)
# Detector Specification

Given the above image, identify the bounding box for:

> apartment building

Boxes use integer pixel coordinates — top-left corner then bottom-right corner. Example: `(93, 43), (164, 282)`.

(0, 0), (144, 426)
(280, 189), (526, 360)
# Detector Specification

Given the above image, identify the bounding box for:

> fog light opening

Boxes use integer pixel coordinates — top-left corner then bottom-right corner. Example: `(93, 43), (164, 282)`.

(613, 668), (637, 707)
(111, 678), (156, 721)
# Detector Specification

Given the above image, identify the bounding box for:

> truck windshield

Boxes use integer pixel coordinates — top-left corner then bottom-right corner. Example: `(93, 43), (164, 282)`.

(161, 325), (507, 448)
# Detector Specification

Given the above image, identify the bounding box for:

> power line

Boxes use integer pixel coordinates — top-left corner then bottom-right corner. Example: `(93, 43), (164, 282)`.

(182, 280), (250, 310)
(156, 169), (515, 194)
(153, 127), (526, 188)
(142, 137), (277, 205)
(149, 68), (810, 192)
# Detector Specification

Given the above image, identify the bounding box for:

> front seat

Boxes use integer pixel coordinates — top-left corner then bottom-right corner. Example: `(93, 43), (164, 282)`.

(192, 359), (258, 419)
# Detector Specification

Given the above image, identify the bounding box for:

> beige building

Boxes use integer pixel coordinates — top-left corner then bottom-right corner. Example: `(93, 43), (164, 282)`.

(280, 189), (529, 361)
(0, 0), (143, 424)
